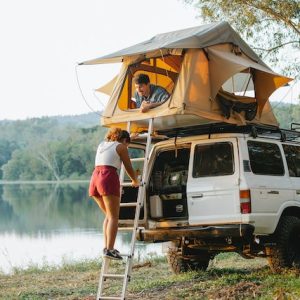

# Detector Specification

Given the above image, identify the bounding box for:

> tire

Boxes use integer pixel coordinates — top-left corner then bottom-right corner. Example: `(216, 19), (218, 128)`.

(266, 216), (300, 272)
(166, 248), (210, 274)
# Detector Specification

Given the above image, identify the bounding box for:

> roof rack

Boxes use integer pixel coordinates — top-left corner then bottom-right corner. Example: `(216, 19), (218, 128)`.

(157, 122), (300, 142)
(291, 122), (300, 131)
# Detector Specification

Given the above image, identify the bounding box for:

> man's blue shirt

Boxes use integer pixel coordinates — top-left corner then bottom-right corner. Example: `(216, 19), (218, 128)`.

(134, 84), (170, 108)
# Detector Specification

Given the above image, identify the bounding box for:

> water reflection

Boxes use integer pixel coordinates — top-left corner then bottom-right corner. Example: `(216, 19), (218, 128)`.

(0, 183), (162, 274)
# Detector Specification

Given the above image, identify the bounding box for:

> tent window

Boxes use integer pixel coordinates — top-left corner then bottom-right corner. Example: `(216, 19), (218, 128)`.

(217, 70), (258, 121)
(222, 71), (255, 98)
(117, 55), (182, 110)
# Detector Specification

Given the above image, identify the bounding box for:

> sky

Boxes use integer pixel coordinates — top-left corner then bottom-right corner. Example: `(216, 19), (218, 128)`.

(0, 0), (299, 120)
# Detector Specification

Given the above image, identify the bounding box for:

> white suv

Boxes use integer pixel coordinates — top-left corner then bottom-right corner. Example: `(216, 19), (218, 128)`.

(120, 123), (300, 273)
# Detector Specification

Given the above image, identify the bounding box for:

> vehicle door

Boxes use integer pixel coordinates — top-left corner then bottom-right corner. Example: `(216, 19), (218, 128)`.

(187, 138), (241, 225)
(246, 139), (294, 233)
(282, 144), (300, 203)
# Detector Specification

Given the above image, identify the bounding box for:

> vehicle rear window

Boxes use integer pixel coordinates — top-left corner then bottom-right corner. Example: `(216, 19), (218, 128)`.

(123, 147), (145, 182)
(247, 141), (284, 176)
(282, 144), (300, 177)
(192, 142), (234, 177)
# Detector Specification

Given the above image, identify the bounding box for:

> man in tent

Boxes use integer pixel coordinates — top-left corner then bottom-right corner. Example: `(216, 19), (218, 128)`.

(133, 73), (170, 113)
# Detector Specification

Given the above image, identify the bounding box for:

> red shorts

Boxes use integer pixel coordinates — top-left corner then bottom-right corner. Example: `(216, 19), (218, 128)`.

(89, 166), (120, 198)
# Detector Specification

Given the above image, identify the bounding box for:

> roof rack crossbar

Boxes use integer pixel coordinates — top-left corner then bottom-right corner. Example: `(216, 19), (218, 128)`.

(291, 122), (300, 131)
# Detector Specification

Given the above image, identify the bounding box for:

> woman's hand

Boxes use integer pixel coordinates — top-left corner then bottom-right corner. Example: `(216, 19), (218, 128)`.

(131, 179), (140, 187)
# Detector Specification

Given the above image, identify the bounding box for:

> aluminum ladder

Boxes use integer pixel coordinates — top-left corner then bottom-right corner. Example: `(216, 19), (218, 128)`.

(96, 118), (154, 300)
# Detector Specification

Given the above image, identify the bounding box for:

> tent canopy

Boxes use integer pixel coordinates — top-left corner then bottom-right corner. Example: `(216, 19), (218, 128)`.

(80, 21), (266, 66)
(80, 22), (292, 131)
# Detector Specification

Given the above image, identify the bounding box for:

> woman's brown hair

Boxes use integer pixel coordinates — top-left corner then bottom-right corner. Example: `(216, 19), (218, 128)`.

(105, 128), (130, 143)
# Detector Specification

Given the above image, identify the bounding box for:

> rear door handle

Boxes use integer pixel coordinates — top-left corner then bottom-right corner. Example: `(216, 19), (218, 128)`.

(192, 194), (203, 198)
(267, 191), (279, 195)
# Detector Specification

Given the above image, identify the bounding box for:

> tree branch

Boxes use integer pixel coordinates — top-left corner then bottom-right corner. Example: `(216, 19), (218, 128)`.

(243, 1), (300, 35)
(252, 40), (300, 53)
(37, 151), (61, 181)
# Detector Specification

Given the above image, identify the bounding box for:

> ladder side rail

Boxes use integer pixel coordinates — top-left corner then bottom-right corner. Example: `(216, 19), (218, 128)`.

(97, 258), (111, 299)
(127, 119), (153, 254)
(120, 118), (154, 299)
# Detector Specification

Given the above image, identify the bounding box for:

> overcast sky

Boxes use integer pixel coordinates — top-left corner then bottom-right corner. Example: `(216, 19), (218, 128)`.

(0, 0), (299, 120)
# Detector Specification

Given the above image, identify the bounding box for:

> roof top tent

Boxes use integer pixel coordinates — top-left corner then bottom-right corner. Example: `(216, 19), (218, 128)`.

(79, 21), (292, 133)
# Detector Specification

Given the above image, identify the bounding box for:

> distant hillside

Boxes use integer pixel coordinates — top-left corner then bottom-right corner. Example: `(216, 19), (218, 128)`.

(0, 112), (105, 180)
(50, 112), (101, 127)
(0, 112), (101, 144)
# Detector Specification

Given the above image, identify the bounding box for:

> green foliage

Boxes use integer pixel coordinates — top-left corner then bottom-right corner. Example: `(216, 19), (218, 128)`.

(0, 113), (106, 181)
(272, 101), (300, 128)
(185, 0), (300, 78)
(0, 139), (18, 178)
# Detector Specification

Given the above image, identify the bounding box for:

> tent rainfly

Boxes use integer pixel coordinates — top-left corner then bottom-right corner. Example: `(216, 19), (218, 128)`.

(79, 21), (292, 132)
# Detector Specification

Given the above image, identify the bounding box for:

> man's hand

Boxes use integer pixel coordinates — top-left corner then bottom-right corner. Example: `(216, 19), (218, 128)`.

(140, 101), (151, 113)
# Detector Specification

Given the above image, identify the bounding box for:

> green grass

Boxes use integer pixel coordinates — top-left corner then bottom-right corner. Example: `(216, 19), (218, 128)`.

(1, 254), (300, 299)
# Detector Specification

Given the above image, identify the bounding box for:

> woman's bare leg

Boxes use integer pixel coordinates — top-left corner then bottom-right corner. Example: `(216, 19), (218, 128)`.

(92, 196), (108, 248)
(102, 195), (120, 250)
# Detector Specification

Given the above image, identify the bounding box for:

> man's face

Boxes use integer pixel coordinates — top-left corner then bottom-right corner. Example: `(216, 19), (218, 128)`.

(135, 83), (150, 97)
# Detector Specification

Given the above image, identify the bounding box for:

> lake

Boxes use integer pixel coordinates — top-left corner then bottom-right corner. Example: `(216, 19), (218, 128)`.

(0, 182), (162, 274)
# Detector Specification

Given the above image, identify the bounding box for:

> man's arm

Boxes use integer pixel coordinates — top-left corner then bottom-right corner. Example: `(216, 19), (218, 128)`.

(140, 101), (163, 113)
(140, 86), (169, 113)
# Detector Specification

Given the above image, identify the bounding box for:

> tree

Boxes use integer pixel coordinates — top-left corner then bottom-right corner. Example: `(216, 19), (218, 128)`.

(272, 102), (299, 128)
(0, 139), (18, 179)
(185, 0), (300, 78)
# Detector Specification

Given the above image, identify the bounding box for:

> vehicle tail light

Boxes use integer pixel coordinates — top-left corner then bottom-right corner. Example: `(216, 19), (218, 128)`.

(240, 189), (251, 214)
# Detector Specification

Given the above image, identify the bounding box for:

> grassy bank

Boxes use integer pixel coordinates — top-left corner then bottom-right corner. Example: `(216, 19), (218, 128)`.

(1, 253), (300, 299)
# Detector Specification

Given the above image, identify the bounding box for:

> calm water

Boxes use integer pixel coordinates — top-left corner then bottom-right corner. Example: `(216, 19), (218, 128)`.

(0, 183), (162, 274)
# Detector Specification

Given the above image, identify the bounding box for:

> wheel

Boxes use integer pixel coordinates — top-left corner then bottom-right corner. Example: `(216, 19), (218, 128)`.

(166, 247), (210, 274)
(266, 216), (300, 272)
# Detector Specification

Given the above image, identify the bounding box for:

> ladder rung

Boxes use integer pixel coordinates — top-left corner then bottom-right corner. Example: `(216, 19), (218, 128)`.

(118, 226), (136, 231)
(98, 296), (122, 300)
(130, 157), (145, 162)
(120, 182), (132, 187)
(120, 202), (138, 208)
(103, 273), (125, 279)
(120, 182), (142, 187)
(134, 133), (150, 138)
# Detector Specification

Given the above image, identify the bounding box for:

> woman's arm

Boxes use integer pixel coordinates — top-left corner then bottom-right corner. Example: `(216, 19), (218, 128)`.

(116, 144), (139, 187)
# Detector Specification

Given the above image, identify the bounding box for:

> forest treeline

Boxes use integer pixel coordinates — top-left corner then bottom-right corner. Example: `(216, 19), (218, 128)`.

(0, 112), (106, 180)
(0, 103), (299, 181)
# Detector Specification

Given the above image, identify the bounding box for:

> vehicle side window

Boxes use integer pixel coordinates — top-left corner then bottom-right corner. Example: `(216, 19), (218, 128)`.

(282, 144), (300, 177)
(192, 142), (234, 177)
(247, 141), (284, 176)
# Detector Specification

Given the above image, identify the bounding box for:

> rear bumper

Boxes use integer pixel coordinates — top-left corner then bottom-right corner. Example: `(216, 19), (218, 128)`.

(138, 224), (255, 242)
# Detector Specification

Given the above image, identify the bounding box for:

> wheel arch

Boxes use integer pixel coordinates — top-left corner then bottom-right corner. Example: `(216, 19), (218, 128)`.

(272, 204), (300, 234)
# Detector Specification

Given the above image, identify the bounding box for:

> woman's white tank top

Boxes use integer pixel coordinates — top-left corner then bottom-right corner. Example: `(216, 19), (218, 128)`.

(95, 141), (122, 169)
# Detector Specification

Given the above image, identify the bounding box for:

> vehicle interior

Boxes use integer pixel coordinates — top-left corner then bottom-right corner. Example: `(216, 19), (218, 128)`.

(148, 146), (190, 220)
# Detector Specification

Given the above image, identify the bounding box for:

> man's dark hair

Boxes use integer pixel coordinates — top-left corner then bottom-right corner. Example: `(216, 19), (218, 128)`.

(133, 73), (150, 85)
